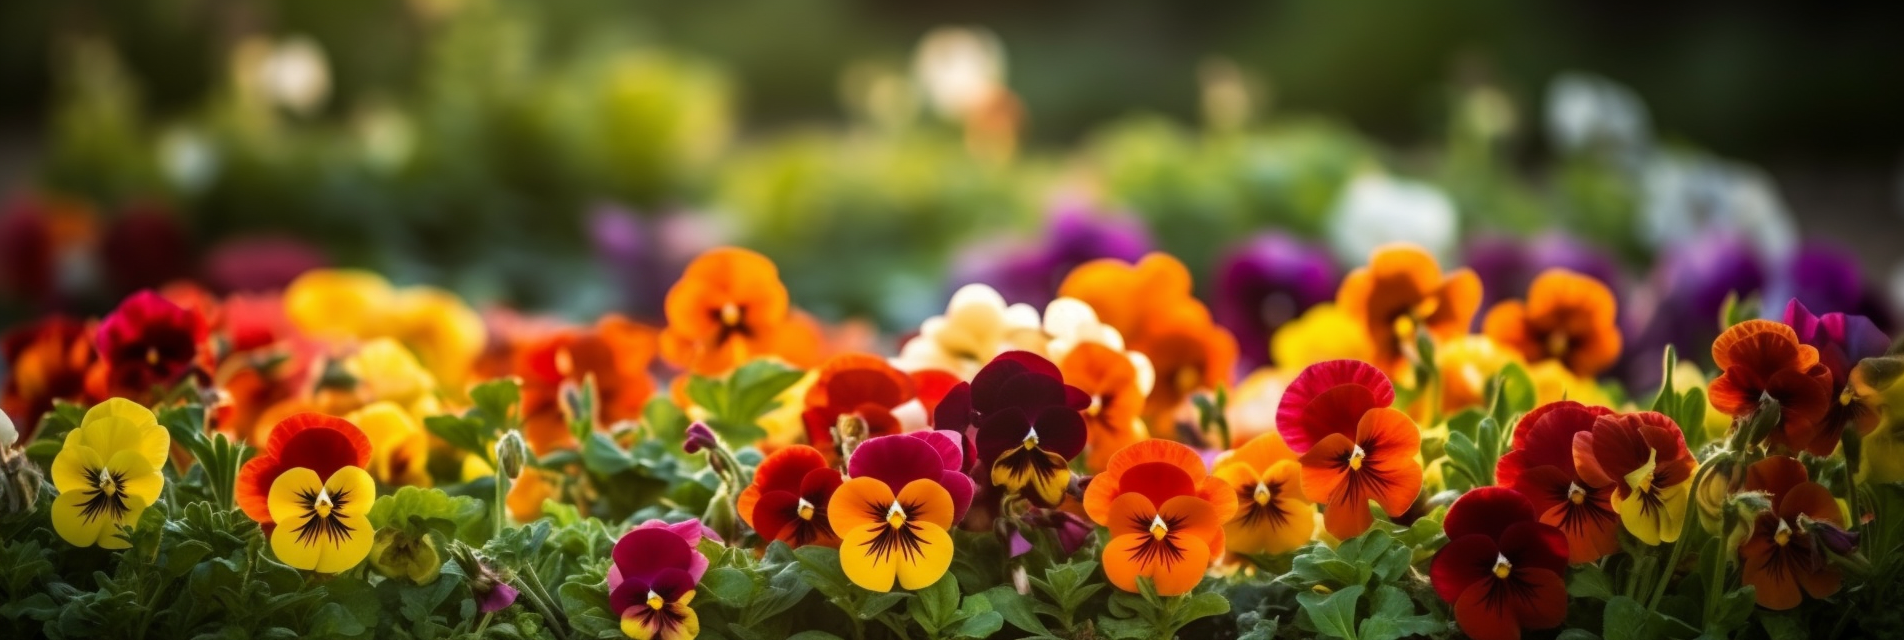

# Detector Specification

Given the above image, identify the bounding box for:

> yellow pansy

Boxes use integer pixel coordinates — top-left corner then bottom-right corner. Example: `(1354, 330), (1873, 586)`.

(388, 286), (486, 395)
(51, 399), (169, 549)
(1431, 335), (1523, 416)
(1527, 360), (1613, 409)
(346, 402), (432, 487)
(285, 269), (396, 341)
(1270, 304), (1374, 373)
(344, 338), (442, 418)
(268, 465), (376, 573)
(285, 269), (485, 398)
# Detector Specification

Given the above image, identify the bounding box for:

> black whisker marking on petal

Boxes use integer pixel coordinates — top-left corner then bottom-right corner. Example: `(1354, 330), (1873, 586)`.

(76, 466), (133, 524)
(291, 485), (359, 548)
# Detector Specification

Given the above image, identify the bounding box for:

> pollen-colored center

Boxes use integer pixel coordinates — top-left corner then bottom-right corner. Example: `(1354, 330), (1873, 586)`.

(796, 498), (815, 521)
(885, 502), (907, 529)
(1174, 367), (1199, 393)
(1149, 514), (1169, 541)
(554, 347), (574, 377)
(145, 346), (160, 366)
(1392, 315), (1417, 343)
(1348, 444), (1367, 471)
(314, 488), (334, 519)
(1022, 427), (1040, 451)
(719, 303), (741, 327)
(1545, 332), (1569, 359)
(1567, 483), (1586, 505)
(1253, 482), (1271, 506)
(645, 590), (664, 610)
(1492, 553), (1512, 580)
(1774, 519), (1793, 547)
(98, 469), (119, 496)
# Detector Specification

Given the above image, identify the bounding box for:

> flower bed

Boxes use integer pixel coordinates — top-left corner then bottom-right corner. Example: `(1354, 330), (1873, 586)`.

(2, 242), (1899, 640)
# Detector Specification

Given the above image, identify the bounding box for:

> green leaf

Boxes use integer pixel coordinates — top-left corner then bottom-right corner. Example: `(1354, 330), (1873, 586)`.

(785, 633), (847, 640)
(686, 360), (804, 446)
(643, 396), (691, 445)
(1758, 613), (1809, 640)
(1358, 585), (1441, 640)
(910, 572), (960, 630)
(860, 591), (910, 619)
(471, 378), (524, 427)
(1173, 591), (1231, 628)
(1603, 595), (1699, 640)
(954, 611), (1004, 639)
(791, 546), (853, 602)
(702, 567), (756, 604)
(980, 585), (1052, 636)
(1651, 344), (1680, 413)
(368, 486), (486, 543)
(1706, 586), (1756, 637)
(1489, 362), (1537, 425)
(1296, 584), (1364, 640)
(1568, 564), (1615, 599)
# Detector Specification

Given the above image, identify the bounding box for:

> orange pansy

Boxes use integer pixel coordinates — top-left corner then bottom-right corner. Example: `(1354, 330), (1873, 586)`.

(1058, 253), (1238, 438)
(802, 354), (916, 462)
(1102, 493), (1222, 596)
(1739, 456), (1844, 610)
(1482, 269), (1622, 377)
(1213, 432), (1314, 556)
(1298, 407), (1423, 540)
(1335, 244), (1482, 377)
(515, 314), (658, 455)
(659, 247), (793, 376)
(1084, 439), (1237, 530)
(1060, 342), (1149, 472)
(1707, 320), (1835, 455)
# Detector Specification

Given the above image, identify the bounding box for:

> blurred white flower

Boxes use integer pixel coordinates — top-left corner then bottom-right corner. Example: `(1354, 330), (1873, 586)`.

(1043, 297), (1155, 396)
(1325, 173), (1459, 265)
(259, 36), (331, 115)
(894, 283), (1046, 379)
(912, 26), (1005, 121)
(1640, 152), (1797, 260)
(356, 104), (417, 173)
(158, 127), (219, 193)
(0, 409), (15, 448)
(1546, 72), (1651, 158)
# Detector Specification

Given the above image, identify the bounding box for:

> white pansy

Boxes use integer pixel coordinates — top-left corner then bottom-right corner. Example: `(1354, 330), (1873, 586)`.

(894, 284), (1047, 379)
(259, 36), (331, 115)
(1042, 297), (1155, 395)
(1325, 173), (1459, 266)
(1639, 152), (1797, 260)
(1546, 73), (1652, 159)
(912, 26), (1005, 121)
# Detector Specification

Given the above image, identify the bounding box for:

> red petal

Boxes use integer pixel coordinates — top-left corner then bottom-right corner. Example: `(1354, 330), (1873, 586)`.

(1431, 533), (1500, 605)
(1444, 487), (1537, 542)
(1498, 521), (1570, 575)
(754, 445), (830, 495)
(1276, 359), (1393, 453)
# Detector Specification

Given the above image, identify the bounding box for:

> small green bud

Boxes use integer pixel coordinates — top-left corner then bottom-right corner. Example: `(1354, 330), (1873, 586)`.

(495, 431), (529, 480)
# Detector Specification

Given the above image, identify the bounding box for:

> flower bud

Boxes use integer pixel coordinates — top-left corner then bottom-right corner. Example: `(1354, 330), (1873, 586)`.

(451, 543), (520, 613)
(0, 447), (42, 516)
(0, 409), (16, 448)
(834, 414), (869, 461)
(494, 431), (529, 480)
(1011, 563), (1031, 595)
(1850, 356), (1904, 435)
(368, 529), (442, 585)
(1806, 517), (1861, 557)
(1693, 462), (1733, 534)
(683, 422), (718, 455)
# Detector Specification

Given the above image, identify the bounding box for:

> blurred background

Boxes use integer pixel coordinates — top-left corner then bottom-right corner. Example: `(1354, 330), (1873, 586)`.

(2, 0), (1902, 388)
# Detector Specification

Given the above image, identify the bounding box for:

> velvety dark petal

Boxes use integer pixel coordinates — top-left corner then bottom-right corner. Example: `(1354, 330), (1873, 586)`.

(1497, 521), (1570, 575)
(933, 383), (974, 432)
(646, 567), (697, 602)
(996, 371), (1070, 415)
(975, 407), (1034, 465)
(1031, 406), (1088, 459)
(749, 490), (803, 547)
(1431, 533), (1502, 605)
(609, 576), (655, 616)
(614, 528), (694, 583)
(848, 434), (946, 490)
(1444, 487), (1538, 543)
(906, 430), (967, 473)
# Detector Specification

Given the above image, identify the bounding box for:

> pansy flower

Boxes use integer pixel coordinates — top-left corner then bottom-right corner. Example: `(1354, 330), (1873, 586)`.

(1058, 341), (1151, 472)
(1482, 268), (1623, 377)
(284, 270), (485, 394)
(1428, 335), (1523, 417)
(236, 413), (373, 526)
(1270, 303), (1376, 373)
(96, 290), (209, 400)
(1573, 411), (1695, 545)
(1496, 401), (1620, 563)
(894, 284), (1048, 379)
(1707, 320), (1834, 455)
(1213, 233), (1338, 373)
(737, 445), (843, 548)
(609, 522), (707, 640)
(803, 354), (916, 461)
(1782, 299), (1890, 437)
(1738, 456), (1844, 610)
(1058, 254), (1237, 433)
(1212, 432), (1314, 556)
(1082, 440), (1236, 596)
(268, 463), (375, 573)
(659, 247), (795, 376)
(516, 314), (658, 454)
(1429, 487), (1570, 640)
(1277, 360), (1423, 540)
(2, 316), (101, 437)
(50, 399), (168, 549)
(345, 402), (431, 487)
(1335, 244), (1482, 377)
(828, 432), (975, 591)
(340, 338), (443, 419)
(935, 351), (1088, 505)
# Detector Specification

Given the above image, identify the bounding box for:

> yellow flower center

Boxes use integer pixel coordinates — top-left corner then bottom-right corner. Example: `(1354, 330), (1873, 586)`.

(1253, 482), (1271, 506)
(314, 488), (334, 519)
(1348, 444), (1367, 471)
(720, 303), (741, 327)
(1149, 514), (1169, 541)
(1392, 315), (1417, 344)
(1545, 332), (1569, 359)
(1174, 367), (1200, 393)
(1774, 518), (1793, 547)
(1568, 483), (1586, 505)
(645, 590), (664, 610)
(886, 502), (907, 529)
(1086, 395), (1104, 416)
(97, 469), (119, 496)
(1021, 428), (1040, 451)
(1492, 553), (1513, 580)
(145, 346), (160, 366)
(797, 497), (816, 521)
(554, 347), (574, 377)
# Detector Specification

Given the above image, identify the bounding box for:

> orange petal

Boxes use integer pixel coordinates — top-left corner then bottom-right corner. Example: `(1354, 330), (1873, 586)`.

(827, 477), (896, 534)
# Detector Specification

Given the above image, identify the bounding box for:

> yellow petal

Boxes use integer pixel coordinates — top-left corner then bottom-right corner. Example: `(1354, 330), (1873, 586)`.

(664, 602), (700, 640)
(52, 489), (111, 548)
(1617, 489), (1663, 546)
(893, 523), (955, 591)
(270, 466), (376, 573)
(838, 522), (900, 592)
(285, 269), (396, 340)
(81, 397), (156, 430)
(268, 467), (325, 525)
(1655, 481), (1691, 544)
(70, 408), (169, 469)
(50, 444), (105, 493)
(107, 449), (165, 505)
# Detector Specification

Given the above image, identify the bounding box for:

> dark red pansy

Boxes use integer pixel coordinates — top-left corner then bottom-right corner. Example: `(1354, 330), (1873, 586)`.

(1275, 359), (1395, 454)
(935, 351), (1089, 506)
(1497, 401), (1621, 563)
(737, 445), (844, 548)
(96, 290), (209, 400)
(1430, 487), (1570, 640)
(1739, 456), (1845, 610)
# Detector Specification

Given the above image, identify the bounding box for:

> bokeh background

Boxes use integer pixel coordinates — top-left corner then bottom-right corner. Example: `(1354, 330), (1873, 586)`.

(2, 0), (1902, 390)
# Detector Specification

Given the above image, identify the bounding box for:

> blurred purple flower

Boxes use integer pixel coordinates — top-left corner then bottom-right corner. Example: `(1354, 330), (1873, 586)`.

(1213, 233), (1336, 371)
(591, 204), (724, 322)
(1621, 235), (1764, 389)
(1784, 298), (1890, 434)
(1464, 233), (1623, 327)
(203, 236), (328, 293)
(1764, 244), (1896, 332)
(952, 201), (1150, 308)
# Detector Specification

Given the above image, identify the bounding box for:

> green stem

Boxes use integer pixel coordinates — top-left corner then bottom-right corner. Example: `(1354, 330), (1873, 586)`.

(493, 467), (509, 539)
(877, 613), (914, 640)
(512, 575), (570, 640)
(522, 568), (568, 630)
(1646, 536), (1687, 611)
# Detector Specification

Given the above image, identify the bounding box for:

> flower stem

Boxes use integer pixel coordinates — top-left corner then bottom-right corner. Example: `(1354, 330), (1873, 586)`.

(493, 466), (509, 539)
(1646, 536), (1687, 611)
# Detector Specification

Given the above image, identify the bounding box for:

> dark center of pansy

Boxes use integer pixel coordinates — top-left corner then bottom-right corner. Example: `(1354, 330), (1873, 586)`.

(1492, 553), (1512, 580)
(293, 484), (356, 547)
(1546, 331), (1570, 359)
(145, 346), (161, 366)
(797, 498), (816, 521)
(79, 466), (132, 523)
(1348, 444), (1367, 471)
(1568, 483), (1586, 505)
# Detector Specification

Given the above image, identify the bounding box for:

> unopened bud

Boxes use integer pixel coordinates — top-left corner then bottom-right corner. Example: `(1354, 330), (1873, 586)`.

(0, 409), (16, 448)
(369, 529), (442, 584)
(1807, 517), (1861, 557)
(1011, 563), (1031, 595)
(835, 414), (870, 462)
(0, 447), (42, 516)
(684, 422), (718, 455)
(495, 431), (529, 480)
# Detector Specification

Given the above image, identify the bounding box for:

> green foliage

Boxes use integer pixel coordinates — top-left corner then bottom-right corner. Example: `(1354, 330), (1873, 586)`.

(427, 378), (524, 466)
(685, 360), (805, 445)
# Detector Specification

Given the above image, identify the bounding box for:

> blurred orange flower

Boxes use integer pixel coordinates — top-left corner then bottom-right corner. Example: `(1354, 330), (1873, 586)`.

(1335, 244), (1481, 377)
(1483, 269), (1622, 377)
(1, 316), (102, 437)
(514, 315), (658, 455)
(660, 247), (794, 376)
(1059, 253), (1237, 436)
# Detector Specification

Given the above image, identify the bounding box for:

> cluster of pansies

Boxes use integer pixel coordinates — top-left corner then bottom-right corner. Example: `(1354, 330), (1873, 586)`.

(3, 240), (1902, 640)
